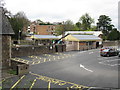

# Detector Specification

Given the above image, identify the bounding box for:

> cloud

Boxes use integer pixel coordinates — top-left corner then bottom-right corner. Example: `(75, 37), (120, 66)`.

(5, 0), (119, 28)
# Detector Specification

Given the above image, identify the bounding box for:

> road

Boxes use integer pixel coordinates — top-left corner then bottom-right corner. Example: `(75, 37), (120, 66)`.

(2, 49), (120, 89)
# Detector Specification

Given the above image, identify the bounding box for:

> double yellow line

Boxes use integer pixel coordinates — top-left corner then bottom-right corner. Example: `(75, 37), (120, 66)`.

(10, 75), (25, 90)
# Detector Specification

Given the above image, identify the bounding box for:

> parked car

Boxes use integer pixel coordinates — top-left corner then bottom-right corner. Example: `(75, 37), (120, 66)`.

(100, 48), (119, 57)
(118, 52), (120, 57)
(100, 47), (112, 52)
(117, 48), (120, 57)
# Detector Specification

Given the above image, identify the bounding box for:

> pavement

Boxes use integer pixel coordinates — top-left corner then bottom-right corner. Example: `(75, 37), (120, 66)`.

(1, 49), (120, 89)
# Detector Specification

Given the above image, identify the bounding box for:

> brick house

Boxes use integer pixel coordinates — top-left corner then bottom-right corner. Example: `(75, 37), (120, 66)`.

(23, 22), (61, 35)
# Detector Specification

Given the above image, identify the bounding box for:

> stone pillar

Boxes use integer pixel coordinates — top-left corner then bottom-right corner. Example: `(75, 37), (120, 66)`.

(2, 35), (11, 69)
(0, 35), (2, 88)
(0, 7), (14, 69)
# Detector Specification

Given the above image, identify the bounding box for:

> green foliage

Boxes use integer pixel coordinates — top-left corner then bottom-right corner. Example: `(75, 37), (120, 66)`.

(9, 12), (30, 40)
(107, 29), (120, 41)
(35, 19), (53, 25)
(97, 15), (115, 40)
(74, 25), (80, 31)
(54, 25), (63, 36)
(79, 13), (94, 30)
(8, 69), (17, 75)
(64, 20), (75, 31)
(55, 20), (79, 35)
(75, 22), (83, 31)
(97, 15), (114, 35)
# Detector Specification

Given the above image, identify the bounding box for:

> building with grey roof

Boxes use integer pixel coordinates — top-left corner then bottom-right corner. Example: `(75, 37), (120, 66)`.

(64, 34), (102, 51)
(65, 31), (103, 37)
(72, 35), (102, 41)
(0, 7), (14, 35)
(30, 35), (59, 40)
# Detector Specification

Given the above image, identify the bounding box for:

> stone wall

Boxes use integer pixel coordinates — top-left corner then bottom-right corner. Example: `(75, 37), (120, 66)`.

(103, 41), (120, 49)
(11, 44), (66, 57)
(2, 35), (11, 69)
(11, 60), (29, 75)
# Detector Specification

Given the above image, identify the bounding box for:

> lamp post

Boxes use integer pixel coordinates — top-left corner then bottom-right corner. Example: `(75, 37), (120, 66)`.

(32, 25), (36, 45)
(18, 30), (21, 44)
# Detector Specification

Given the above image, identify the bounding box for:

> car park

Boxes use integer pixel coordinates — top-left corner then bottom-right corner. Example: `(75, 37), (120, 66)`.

(100, 48), (119, 57)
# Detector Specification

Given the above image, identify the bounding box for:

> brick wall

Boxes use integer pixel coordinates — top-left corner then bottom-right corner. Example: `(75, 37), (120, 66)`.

(24, 24), (60, 35)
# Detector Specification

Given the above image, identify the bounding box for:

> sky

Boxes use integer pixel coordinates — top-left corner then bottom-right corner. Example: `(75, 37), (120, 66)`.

(4, 0), (119, 28)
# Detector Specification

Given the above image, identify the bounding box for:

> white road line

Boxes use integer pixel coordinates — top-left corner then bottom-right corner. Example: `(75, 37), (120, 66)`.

(89, 52), (93, 54)
(78, 51), (87, 54)
(80, 64), (93, 72)
(99, 59), (120, 66)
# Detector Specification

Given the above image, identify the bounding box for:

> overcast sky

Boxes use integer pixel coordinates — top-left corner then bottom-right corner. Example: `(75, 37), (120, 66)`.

(4, 0), (119, 28)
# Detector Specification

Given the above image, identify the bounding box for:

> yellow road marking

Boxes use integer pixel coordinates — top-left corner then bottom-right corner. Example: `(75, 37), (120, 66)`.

(26, 61), (29, 64)
(34, 61), (41, 65)
(30, 72), (90, 89)
(10, 75), (25, 90)
(0, 79), (5, 84)
(48, 82), (51, 90)
(32, 62), (35, 65)
(44, 59), (46, 62)
(38, 61), (40, 64)
(67, 87), (70, 90)
(29, 78), (37, 90)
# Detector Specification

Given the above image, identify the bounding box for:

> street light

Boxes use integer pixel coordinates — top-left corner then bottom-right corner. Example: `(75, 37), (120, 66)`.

(18, 30), (21, 44)
(32, 26), (36, 45)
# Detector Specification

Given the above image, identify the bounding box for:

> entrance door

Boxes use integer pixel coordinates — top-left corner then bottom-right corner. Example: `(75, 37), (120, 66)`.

(96, 42), (99, 48)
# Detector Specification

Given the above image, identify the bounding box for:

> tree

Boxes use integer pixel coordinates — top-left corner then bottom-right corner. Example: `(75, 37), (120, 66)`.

(63, 20), (75, 31)
(97, 15), (114, 36)
(79, 13), (94, 30)
(0, 0), (11, 17)
(55, 20), (79, 35)
(9, 12), (30, 39)
(107, 28), (120, 41)
(76, 22), (81, 30)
